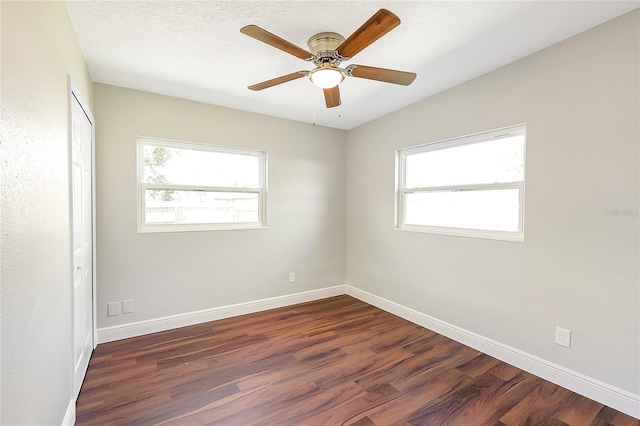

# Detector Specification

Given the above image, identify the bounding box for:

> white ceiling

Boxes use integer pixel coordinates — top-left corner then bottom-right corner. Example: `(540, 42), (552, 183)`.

(65, 1), (639, 130)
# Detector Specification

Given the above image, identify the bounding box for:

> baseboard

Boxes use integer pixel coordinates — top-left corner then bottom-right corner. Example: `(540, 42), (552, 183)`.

(97, 285), (347, 344)
(345, 285), (640, 420)
(61, 398), (75, 426)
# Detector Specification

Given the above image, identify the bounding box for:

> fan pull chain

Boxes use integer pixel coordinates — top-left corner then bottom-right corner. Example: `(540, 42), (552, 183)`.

(313, 87), (317, 126)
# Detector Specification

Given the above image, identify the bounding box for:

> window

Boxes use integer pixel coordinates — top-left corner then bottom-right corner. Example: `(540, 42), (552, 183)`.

(396, 124), (525, 241)
(137, 137), (267, 233)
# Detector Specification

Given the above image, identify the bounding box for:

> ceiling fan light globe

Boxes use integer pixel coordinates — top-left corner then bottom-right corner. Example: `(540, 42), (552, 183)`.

(310, 68), (344, 89)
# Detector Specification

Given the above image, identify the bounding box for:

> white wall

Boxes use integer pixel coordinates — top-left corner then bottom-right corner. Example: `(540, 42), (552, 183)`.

(1, 1), (93, 424)
(94, 84), (346, 328)
(346, 10), (639, 396)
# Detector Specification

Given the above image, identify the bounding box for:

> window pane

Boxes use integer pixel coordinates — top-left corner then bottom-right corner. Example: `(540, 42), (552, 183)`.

(405, 188), (520, 232)
(145, 190), (259, 225)
(142, 145), (260, 188)
(405, 135), (524, 188)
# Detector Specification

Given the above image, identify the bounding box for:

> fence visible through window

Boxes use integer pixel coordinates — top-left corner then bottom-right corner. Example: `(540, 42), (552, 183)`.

(146, 201), (258, 225)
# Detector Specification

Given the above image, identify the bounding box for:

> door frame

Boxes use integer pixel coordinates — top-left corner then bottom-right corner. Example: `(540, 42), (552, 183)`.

(68, 76), (97, 368)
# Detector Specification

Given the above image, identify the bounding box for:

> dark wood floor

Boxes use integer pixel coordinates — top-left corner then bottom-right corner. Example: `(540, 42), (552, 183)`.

(76, 295), (639, 425)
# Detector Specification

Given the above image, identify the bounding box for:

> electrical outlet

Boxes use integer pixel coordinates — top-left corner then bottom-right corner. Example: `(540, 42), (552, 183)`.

(555, 326), (571, 348)
(107, 302), (121, 317)
(289, 272), (296, 283)
(122, 299), (134, 314)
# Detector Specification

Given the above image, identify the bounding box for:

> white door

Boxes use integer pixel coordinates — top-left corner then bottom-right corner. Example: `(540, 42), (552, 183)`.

(71, 90), (94, 398)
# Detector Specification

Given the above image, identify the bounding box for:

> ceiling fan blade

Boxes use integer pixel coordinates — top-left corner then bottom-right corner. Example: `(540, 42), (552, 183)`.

(348, 65), (416, 86)
(336, 9), (401, 59)
(248, 71), (307, 91)
(323, 86), (341, 108)
(241, 25), (313, 60)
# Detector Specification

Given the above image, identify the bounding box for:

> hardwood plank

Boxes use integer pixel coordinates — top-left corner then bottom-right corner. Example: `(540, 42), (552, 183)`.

(489, 361), (523, 381)
(456, 352), (501, 378)
(595, 406), (640, 426)
(76, 296), (640, 426)
(500, 380), (556, 424)
(554, 393), (604, 424)
(361, 371), (473, 425)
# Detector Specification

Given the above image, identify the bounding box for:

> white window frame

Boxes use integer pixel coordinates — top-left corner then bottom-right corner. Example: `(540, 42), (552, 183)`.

(396, 124), (526, 242)
(136, 136), (267, 233)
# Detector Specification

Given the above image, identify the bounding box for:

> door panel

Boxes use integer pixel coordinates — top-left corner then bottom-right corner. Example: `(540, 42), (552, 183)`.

(71, 93), (94, 398)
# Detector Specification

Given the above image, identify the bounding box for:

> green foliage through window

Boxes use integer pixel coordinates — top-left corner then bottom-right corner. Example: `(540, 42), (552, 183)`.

(143, 147), (176, 201)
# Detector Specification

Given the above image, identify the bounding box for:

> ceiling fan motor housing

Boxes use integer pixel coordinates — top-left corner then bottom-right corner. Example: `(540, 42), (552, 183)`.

(307, 32), (345, 64)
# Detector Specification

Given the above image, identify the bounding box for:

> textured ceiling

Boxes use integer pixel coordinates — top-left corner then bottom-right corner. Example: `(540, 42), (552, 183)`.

(65, 1), (639, 130)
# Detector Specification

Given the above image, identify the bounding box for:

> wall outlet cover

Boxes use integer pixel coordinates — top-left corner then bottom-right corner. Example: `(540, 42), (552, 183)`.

(555, 326), (571, 348)
(122, 299), (134, 314)
(107, 302), (121, 317)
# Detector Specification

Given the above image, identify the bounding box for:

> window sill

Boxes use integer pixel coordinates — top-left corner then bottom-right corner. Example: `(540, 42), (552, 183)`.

(395, 224), (524, 242)
(137, 223), (268, 234)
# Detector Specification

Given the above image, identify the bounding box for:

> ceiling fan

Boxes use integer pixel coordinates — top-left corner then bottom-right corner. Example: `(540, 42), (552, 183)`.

(240, 9), (417, 108)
